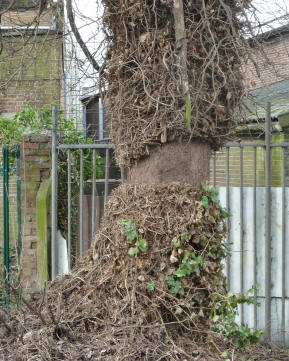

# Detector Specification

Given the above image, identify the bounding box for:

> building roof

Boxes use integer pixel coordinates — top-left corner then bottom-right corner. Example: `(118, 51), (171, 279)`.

(259, 24), (289, 41)
(245, 79), (289, 123)
(0, 0), (43, 10)
(251, 16), (289, 43)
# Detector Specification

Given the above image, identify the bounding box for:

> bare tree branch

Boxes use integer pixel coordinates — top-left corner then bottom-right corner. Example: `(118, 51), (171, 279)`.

(66, 0), (100, 72)
(0, 309), (12, 335)
(38, 0), (47, 18)
(0, 0), (15, 16)
(173, 0), (191, 131)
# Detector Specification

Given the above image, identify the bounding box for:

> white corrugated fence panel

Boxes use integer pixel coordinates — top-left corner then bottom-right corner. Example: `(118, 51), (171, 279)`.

(218, 187), (289, 345)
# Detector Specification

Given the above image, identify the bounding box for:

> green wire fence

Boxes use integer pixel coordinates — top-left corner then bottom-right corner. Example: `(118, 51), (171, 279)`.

(1, 145), (21, 307)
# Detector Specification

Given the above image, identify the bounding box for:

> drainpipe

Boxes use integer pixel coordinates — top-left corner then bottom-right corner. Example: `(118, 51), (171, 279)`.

(99, 97), (104, 141)
(64, 70), (70, 120)
(83, 104), (87, 137)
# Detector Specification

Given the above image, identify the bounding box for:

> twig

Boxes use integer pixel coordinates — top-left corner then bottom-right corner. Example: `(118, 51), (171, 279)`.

(10, 286), (47, 327)
(0, 309), (12, 334)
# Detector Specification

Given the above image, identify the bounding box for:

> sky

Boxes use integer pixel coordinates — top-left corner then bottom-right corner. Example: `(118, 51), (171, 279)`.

(252, 0), (288, 22)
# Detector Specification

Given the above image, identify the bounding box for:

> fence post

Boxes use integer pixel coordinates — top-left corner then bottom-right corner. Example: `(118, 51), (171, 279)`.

(3, 146), (9, 306)
(67, 149), (71, 270)
(225, 146), (231, 288)
(104, 148), (110, 203)
(16, 144), (22, 302)
(265, 102), (271, 342)
(51, 106), (58, 280)
(79, 149), (84, 258)
(16, 145), (22, 263)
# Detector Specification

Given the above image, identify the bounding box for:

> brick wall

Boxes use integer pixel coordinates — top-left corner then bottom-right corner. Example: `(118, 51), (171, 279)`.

(0, 35), (62, 117)
(210, 134), (289, 188)
(210, 141), (266, 187)
(245, 32), (289, 89)
(1, 8), (53, 27)
(0, 0), (63, 117)
(1, 0), (44, 10)
(20, 136), (50, 292)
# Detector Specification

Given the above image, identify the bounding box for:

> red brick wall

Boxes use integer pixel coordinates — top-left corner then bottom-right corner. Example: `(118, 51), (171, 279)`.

(245, 32), (289, 89)
(0, 79), (61, 116)
(20, 136), (50, 292)
(0, 5), (63, 117)
(1, 8), (53, 27)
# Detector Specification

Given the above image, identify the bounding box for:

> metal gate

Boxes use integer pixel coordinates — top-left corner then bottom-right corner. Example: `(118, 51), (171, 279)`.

(0, 145), (21, 307)
(50, 106), (123, 279)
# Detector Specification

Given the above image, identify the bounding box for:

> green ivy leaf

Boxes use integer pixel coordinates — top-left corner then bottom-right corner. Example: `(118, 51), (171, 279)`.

(183, 250), (191, 261)
(173, 268), (187, 278)
(208, 187), (218, 196)
(127, 230), (138, 243)
(146, 281), (156, 291)
(194, 265), (200, 276)
(166, 276), (174, 285)
(220, 207), (230, 218)
(171, 281), (182, 294)
(223, 242), (232, 252)
(201, 195), (209, 208)
(178, 287), (185, 296)
(164, 337), (170, 344)
(128, 247), (139, 256)
(137, 238), (148, 252)
(210, 195), (219, 203)
(201, 182), (209, 192)
(180, 234), (190, 242)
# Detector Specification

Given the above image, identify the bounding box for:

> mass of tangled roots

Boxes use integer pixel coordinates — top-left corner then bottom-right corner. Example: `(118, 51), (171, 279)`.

(2, 184), (289, 360)
(0, 183), (228, 360)
(102, 0), (251, 166)
(91, 183), (228, 335)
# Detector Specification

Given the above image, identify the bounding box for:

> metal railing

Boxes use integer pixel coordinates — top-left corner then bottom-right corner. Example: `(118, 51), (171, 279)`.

(211, 103), (289, 345)
(0, 145), (21, 307)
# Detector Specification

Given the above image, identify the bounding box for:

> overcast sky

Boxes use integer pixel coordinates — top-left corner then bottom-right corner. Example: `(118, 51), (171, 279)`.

(252, 0), (288, 21)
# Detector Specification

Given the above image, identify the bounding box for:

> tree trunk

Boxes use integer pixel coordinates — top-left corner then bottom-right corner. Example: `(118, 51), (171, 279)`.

(127, 141), (211, 186)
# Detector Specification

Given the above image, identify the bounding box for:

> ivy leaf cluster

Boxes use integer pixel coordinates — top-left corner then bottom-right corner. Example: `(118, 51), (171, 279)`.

(166, 276), (184, 296)
(119, 220), (148, 256)
(173, 251), (202, 278)
(201, 182), (229, 218)
(210, 285), (262, 348)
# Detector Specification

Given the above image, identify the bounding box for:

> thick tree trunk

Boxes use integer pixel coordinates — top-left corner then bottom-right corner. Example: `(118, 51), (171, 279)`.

(127, 142), (211, 186)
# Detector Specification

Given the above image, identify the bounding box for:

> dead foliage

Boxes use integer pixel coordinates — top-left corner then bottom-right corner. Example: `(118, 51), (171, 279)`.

(0, 183), (288, 360)
(102, 0), (252, 166)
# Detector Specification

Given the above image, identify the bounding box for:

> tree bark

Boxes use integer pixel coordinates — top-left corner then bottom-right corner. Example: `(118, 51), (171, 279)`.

(127, 142), (211, 187)
(173, 0), (191, 130)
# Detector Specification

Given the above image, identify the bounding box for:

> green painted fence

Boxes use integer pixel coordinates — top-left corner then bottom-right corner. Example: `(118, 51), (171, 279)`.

(0, 145), (21, 307)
